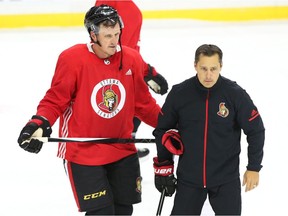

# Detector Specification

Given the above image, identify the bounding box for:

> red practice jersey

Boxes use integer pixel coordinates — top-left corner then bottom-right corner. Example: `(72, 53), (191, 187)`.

(36, 44), (160, 165)
(95, 0), (142, 51)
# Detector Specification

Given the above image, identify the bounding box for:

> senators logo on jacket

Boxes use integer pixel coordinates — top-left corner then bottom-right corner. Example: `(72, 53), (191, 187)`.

(217, 102), (229, 118)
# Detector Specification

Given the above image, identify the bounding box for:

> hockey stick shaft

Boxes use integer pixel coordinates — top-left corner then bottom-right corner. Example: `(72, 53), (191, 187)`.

(156, 188), (166, 216)
(30, 137), (155, 144)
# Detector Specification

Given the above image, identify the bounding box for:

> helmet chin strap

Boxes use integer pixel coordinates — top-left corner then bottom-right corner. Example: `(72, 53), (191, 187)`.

(95, 41), (101, 46)
(118, 32), (123, 70)
(92, 35), (101, 47)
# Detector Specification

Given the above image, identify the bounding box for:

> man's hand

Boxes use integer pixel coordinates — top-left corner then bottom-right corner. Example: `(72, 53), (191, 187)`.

(242, 170), (259, 192)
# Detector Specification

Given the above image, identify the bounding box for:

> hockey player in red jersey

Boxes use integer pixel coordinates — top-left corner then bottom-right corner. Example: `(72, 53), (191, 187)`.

(95, 0), (169, 158)
(18, 5), (161, 215)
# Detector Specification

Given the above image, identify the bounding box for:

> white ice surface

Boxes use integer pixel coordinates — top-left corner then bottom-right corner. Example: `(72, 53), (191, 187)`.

(1, 19), (288, 215)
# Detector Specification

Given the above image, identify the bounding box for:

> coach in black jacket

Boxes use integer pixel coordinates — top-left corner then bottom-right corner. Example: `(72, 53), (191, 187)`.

(153, 44), (265, 215)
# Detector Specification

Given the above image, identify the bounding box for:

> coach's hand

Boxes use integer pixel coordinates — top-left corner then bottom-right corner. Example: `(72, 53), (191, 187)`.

(18, 115), (52, 153)
(242, 170), (259, 192)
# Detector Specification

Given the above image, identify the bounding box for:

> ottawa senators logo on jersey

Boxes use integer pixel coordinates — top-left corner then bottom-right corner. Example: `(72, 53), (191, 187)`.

(98, 85), (118, 112)
(91, 79), (126, 119)
(217, 102), (229, 118)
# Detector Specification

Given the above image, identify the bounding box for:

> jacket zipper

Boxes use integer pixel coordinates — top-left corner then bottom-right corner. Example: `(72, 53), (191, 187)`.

(203, 90), (209, 188)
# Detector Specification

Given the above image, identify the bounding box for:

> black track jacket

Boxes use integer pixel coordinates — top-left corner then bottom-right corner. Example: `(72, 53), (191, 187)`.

(153, 75), (265, 188)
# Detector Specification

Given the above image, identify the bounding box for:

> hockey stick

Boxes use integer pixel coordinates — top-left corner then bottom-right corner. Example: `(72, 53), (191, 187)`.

(156, 188), (166, 216)
(28, 137), (155, 144)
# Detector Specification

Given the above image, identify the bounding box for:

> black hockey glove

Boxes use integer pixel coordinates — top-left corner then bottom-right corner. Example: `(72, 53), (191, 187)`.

(144, 64), (168, 95)
(153, 157), (176, 197)
(17, 115), (52, 153)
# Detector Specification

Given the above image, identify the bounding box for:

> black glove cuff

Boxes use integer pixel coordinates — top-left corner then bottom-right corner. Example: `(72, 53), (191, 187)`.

(31, 115), (52, 137)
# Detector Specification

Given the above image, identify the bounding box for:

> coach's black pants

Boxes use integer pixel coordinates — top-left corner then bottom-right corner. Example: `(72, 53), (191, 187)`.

(171, 178), (241, 215)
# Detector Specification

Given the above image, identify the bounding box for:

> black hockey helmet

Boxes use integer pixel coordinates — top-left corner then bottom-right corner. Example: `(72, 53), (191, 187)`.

(84, 4), (124, 35)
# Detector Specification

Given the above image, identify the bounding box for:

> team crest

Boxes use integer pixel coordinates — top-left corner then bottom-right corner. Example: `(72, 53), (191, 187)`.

(91, 79), (126, 119)
(217, 102), (229, 118)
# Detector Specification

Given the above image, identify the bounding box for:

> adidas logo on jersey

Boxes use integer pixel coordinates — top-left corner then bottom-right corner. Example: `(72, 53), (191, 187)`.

(125, 69), (132, 75)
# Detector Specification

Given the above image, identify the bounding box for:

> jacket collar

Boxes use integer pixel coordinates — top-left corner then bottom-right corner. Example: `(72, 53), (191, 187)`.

(195, 74), (222, 92)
